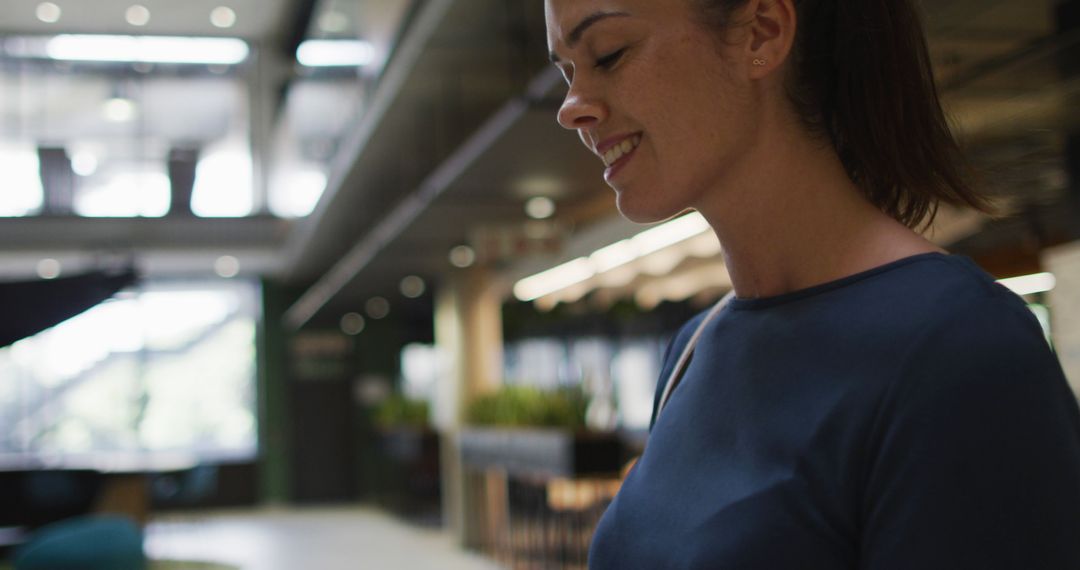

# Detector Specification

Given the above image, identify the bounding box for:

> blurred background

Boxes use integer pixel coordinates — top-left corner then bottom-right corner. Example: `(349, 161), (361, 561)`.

(0, 0), (1077, 568)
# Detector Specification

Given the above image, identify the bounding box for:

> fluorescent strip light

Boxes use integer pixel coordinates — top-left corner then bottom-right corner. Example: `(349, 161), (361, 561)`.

(47, 35), (249, 65)
(589, 240), (637, 273)
(296, 39), (374, 67)
(630, 212), (710, 257)
(514, 258), (594, 302)
(997, 272), (1056, 296)
(513, 212), (713, 302)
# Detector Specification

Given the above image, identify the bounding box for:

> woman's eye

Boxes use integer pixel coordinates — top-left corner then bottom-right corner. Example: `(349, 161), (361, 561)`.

(595, 48), (625, 70)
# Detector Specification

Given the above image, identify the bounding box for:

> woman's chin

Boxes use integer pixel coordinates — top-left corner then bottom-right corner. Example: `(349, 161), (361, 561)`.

(614, 193), (684, 225)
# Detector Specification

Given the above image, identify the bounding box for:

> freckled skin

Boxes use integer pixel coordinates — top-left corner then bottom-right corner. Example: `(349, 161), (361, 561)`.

(546, 0), (759, 224)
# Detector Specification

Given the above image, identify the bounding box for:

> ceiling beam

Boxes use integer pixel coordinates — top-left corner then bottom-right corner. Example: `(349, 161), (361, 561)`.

(283, 66), (561, 330)
(0, 216), (288, 250)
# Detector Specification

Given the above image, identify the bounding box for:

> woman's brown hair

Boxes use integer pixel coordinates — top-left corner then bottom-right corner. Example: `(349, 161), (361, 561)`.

(693, 0), (997, 231)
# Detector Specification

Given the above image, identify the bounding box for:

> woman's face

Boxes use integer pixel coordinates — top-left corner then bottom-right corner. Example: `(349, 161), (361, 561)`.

(546, 0), (758, 223)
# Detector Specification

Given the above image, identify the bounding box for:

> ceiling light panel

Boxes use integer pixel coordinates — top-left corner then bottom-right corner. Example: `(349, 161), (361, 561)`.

(44, 35), (250, 65)
(296, 40), (374, 67)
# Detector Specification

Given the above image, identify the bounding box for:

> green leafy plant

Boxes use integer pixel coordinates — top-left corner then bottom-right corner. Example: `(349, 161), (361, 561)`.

(465, 385), (587, 430)
(373, 394), (430, 429)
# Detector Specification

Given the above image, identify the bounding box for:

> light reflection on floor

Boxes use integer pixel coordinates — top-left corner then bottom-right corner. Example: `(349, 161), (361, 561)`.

(145, 507), (505, 570)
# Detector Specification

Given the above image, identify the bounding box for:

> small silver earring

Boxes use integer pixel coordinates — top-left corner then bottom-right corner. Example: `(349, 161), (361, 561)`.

(752, 58), (767, 67)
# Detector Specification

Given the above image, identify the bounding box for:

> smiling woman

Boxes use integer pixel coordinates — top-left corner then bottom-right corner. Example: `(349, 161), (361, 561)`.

(544, 0), (1080, 568)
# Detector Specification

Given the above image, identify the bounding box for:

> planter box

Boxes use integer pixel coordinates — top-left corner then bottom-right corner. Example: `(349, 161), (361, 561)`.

(459, 428), (621, 478)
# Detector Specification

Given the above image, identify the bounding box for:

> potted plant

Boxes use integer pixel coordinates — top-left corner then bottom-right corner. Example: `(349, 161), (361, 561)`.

(459, 386), (621, 478)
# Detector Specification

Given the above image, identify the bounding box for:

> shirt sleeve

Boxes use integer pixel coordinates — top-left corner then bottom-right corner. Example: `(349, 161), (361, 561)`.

(860, 294), (1080, 569)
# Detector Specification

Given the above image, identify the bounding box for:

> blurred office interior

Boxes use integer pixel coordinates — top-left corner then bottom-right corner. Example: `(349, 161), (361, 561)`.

(0, 0), (1078, 568)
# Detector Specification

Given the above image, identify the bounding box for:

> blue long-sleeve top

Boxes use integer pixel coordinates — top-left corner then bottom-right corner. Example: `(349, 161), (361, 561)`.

(589, 252), (1080, 569)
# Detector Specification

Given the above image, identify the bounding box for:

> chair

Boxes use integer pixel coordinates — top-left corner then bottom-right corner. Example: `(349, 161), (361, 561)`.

(13, 515), (146, 570)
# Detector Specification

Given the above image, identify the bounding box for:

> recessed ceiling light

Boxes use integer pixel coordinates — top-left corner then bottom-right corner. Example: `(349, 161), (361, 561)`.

(399, 276), (426, 298)
(103, 97), (137, 122)
(340, 312), (365, 335)
(37, 258), (61, 280)
(214, 255), (240, 278)
(125, 5), (151, 26)
(365, 297), (390, 319)
(449, 245), (476, 268)
(525, 196), (556, 219)
(210, 6), (236, 28)
(36, 2), (62, 23)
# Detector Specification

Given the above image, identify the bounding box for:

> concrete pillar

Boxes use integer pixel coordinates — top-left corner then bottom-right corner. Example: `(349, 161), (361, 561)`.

(433, 267), (503, 546)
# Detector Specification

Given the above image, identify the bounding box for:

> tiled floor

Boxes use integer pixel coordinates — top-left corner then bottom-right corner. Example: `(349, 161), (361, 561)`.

(145, 506), (505, 570)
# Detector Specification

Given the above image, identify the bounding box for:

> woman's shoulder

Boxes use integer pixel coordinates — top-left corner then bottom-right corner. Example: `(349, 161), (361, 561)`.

(829, 252), (1043, 348)
(848, 253), (1057, 385)
(902, 254), (1047, 350)
(878, 256), (1070, 418)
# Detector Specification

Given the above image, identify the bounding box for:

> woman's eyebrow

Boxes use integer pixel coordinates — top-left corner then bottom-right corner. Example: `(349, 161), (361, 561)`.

(549, 11), (631, 63)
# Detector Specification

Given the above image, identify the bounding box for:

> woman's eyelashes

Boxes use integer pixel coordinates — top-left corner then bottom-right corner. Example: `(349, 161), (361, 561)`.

(595, 48), (626, 70)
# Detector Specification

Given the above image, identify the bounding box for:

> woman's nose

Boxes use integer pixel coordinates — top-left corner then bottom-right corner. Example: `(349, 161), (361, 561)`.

(556, 84), (606, 131)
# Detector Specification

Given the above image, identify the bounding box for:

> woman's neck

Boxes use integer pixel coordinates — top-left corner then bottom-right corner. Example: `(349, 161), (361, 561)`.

(694, 124), (944, 301)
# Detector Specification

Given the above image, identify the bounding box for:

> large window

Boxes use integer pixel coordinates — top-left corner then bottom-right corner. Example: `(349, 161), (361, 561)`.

(0, 280), (259, 465)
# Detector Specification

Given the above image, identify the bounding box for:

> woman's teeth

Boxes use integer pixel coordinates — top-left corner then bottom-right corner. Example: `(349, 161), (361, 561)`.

(602, 134), (641, 167)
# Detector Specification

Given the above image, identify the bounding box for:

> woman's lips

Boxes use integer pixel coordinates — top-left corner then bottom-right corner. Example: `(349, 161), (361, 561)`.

(603, 135), (641, 182)
(599, 133), (642, 166)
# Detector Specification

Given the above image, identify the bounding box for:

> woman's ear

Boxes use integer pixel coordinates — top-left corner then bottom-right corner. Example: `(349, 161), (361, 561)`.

(745, 0), (796, 78)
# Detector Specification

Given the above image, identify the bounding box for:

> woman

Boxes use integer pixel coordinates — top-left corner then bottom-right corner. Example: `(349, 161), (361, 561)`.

(545, 0), (1080, 568)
